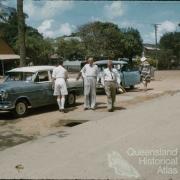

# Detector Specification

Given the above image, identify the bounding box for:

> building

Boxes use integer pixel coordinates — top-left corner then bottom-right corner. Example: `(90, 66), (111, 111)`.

(0, 38), (20, 76)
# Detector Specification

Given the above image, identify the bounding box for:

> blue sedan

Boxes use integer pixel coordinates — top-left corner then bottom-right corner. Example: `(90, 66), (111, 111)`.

(95, 60), (141, 90)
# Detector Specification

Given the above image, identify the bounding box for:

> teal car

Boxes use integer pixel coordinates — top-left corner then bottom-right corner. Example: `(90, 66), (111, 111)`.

(0, 66), (83, 117)
(95, 60), (141, 90)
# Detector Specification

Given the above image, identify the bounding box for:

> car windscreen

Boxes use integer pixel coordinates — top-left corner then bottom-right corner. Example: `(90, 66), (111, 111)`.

(5, 72), (36, 82)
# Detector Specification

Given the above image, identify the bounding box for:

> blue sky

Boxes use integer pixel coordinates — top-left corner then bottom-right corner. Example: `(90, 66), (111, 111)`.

(1, 0), (180, 43)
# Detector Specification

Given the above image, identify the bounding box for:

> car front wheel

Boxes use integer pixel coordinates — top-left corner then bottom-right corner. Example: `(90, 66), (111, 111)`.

(13, 100), (28, 118)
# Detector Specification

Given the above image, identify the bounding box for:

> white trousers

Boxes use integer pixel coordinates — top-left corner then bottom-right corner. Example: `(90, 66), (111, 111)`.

(84, 77), (96, 108)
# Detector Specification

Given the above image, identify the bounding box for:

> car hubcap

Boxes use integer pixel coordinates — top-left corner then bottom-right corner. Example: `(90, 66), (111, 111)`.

(68, 94), (74, 105)
(16, 102), (26, 115)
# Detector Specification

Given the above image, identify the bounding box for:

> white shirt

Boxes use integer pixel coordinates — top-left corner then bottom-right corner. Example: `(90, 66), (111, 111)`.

(52, 65), (68, 79)
(101, 68), (121, 86)
(81, 64), (98, 78)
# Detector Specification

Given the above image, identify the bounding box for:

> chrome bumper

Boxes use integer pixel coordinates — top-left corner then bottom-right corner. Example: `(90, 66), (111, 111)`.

(0, 101), (14, 110)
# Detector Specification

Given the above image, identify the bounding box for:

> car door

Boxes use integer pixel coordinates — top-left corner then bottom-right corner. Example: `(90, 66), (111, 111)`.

(121, 65), (141, 87)
(34, 70), (55, 106)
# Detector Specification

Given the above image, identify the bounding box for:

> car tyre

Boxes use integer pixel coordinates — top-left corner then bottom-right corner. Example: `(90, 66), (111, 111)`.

(12, 100), (28, 118)
(130, 85), (134, 89)
(67, 92), (76, 106)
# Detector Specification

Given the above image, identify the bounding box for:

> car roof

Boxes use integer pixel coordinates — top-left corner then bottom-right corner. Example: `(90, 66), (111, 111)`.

(7, 66), (55, 73)
(94, 60), (128, 65)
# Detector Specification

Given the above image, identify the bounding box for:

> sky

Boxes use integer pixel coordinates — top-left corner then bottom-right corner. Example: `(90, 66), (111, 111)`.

(1, 0), (180, 44)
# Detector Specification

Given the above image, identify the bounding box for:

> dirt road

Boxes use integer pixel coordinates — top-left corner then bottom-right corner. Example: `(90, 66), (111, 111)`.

(0, 71), (180, 151)
(0, 70), (180, 179)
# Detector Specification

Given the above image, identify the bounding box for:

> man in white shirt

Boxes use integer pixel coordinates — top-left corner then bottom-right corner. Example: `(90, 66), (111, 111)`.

(101, 60), (121, 112)
(52, 61), (68, 112)
(79, 57), (98, 110)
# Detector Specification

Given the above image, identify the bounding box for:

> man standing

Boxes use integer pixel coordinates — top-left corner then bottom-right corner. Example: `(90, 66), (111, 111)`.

(52, 61), (68, 112)
(78, 57), (98, 110)
(102, 60), (121, 112)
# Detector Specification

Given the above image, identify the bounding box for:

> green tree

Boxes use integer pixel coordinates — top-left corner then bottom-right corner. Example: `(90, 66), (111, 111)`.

(0, 6), (53, 65)
(159, 32), (180, 69)
(57, 38), (85, 60)
(78, 21), (124, 60)
(121, 28), (143, 65)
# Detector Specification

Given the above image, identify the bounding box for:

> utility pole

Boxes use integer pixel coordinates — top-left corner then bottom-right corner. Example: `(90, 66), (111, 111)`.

(153, 24), (160, 70)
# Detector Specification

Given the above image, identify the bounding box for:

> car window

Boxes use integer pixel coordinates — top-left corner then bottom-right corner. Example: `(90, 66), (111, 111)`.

(5, 72), (36, 82)
(35, 71), (50, 82)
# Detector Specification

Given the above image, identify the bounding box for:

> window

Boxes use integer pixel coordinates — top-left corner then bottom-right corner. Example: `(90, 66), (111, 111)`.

(5, 72), (36, 82)
(35, 71), (49, 82)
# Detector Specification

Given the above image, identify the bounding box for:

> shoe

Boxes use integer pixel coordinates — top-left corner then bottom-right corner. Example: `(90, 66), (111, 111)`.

(91, 107), (95, 110)
(84, 108), (89, 110)
(108, 109), (113, 112)
(61, 109), (67, 113)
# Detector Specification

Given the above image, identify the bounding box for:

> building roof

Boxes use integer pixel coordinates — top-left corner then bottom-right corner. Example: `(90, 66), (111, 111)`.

(0, 54), (20, 60)
(8, 66), (55, 73)
(0, 38), (15, 55)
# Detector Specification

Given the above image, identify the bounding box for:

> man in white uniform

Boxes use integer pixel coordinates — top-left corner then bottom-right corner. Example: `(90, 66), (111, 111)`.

(101, 60), (121, 112)
(52, 61), (68, 112)
(79, 57), (98, 110)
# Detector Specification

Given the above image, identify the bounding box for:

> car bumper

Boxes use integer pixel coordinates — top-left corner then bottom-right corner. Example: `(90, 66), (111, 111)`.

(0, 101), (14, 110)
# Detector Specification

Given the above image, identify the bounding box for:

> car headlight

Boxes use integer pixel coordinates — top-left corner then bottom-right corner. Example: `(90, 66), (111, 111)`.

(0, 89), (8, 99)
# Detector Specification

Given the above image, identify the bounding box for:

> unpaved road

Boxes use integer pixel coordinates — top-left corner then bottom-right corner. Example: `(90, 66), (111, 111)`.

(0, 71), (180, 179)
(0, 71), (180, 151)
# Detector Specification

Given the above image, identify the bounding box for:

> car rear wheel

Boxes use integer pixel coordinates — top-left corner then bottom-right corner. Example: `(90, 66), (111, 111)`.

(67, 92), (76, 106)
(13, 100), (28, 118)
(130, 85), (134, 89)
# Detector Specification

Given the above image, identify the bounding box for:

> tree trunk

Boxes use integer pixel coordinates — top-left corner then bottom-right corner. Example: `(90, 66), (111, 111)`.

(17, 0), (26, 66)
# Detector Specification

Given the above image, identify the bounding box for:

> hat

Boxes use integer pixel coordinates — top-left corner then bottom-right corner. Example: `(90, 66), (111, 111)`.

(141, 57), (147, 62)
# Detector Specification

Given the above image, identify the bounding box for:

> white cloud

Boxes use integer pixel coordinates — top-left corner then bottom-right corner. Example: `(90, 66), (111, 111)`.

(90, 16), (105, 22)
(37, 20), (75, 38)
(104, 1), (124, 19)
(143, 32), (155, 44)
(24, 0), (74, 21)
(158, 20), (176, 36)
(143, 21), (177, 44)
(37, 19), (54, 37)
(58, 23), (75, 36)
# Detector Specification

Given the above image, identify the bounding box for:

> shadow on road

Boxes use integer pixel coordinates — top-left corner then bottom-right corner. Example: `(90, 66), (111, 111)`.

(127, 87), (154, 92)
(0, 102), (84, 120)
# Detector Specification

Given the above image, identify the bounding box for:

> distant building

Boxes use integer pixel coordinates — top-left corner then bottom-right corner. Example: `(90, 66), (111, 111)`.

(0, 38), (20, 76)
(143, 44), (160, 55)
(63, 60), (82, 72)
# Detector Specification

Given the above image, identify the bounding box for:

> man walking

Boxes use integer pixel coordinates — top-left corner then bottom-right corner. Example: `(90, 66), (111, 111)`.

(140, 56), (151, 91)
(52, 60), (68, 112)
(78, 57), (98, 110)
(102, 60), (121, 112)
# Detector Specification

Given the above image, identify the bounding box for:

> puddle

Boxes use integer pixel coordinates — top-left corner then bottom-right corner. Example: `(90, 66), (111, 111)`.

(0, 133), (35, 151)
(53, 119), (89, 128)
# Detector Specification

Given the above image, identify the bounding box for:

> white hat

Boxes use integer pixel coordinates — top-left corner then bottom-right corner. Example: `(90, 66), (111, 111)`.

(141, 57), (147, 62)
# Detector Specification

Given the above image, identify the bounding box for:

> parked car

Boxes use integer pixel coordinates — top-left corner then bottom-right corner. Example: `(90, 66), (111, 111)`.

(94, 60), (141, 90)
(0, 66), (83, 117)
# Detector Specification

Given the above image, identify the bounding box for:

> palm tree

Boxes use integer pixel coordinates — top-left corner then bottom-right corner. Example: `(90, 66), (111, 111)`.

(17, 0), (26, 66)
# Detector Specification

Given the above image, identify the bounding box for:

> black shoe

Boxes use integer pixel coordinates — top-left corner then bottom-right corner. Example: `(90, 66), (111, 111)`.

(84, 108), (89, 111)
(61, 109), (67, 113)
(108, 109), (113, 112)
